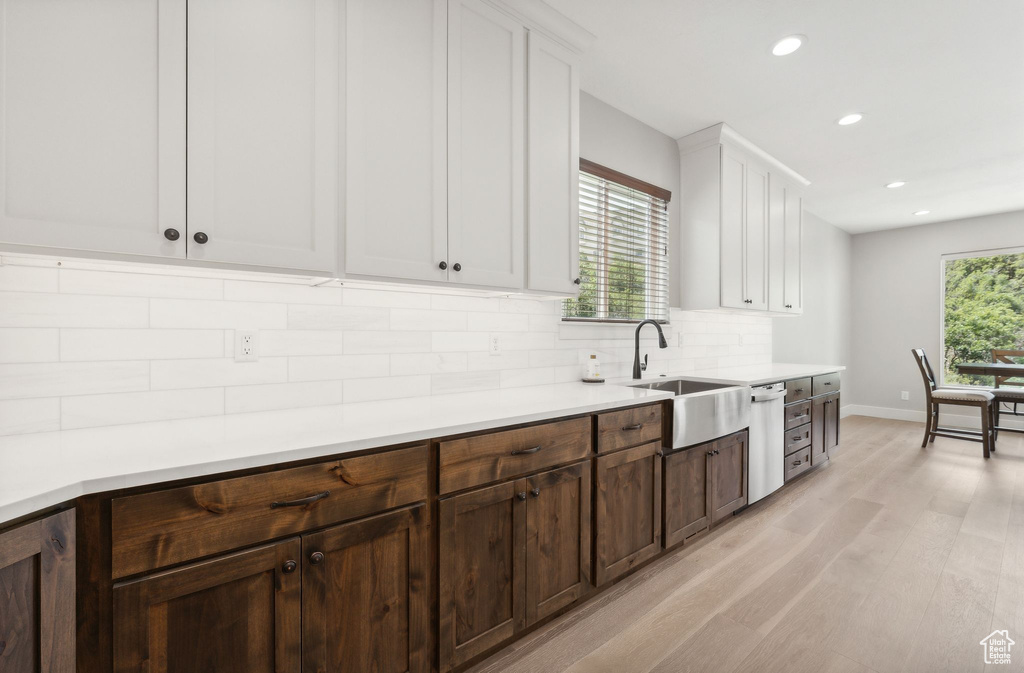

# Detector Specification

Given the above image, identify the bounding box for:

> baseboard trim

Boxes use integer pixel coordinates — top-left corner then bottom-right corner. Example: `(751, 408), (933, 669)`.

(842, 403), (1024, 431)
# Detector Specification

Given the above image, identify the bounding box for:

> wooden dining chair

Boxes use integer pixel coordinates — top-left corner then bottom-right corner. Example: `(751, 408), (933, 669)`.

(991, 348), (1024, 433)
(911, 349), (996, 458)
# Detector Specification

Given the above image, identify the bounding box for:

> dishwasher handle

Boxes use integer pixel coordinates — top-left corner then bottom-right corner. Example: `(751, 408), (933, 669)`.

(751, 390), (788, 403)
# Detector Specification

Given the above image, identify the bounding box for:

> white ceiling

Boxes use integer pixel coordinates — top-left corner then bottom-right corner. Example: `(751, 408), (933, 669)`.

(547, 0), (1024, 234)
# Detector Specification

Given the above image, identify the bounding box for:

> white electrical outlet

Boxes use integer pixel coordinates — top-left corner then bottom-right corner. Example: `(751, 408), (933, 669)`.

(901, 391), (910, 401)
(235, 330), (259, 362)
(489, 334), (501, 356)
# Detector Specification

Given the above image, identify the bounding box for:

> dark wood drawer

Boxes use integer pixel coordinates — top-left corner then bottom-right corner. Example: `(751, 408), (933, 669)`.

(111, 444), (428, 578)
(785, 424), (812, 455)
(785, 378), (812, 403)
(596, 404), (662, 454)
(785, 400), (812, 431)
(784, 446), (812, 482)
(813, 372), (841, 397)
(439, 417), (591, 494)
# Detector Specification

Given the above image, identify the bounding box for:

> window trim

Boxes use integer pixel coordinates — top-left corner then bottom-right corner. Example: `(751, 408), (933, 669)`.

(564, 160), (672, 324)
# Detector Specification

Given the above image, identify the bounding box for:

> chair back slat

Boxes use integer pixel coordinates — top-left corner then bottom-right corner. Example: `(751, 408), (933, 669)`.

(911, 348), (937, 401)
(991, 349), (1024, 388)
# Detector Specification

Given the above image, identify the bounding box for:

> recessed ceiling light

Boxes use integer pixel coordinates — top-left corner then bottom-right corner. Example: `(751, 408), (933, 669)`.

(886, 181), (906, 189)
(772, 35), (805, 56)
(914, 210), (930, 216)
(837, 113), (864, 126)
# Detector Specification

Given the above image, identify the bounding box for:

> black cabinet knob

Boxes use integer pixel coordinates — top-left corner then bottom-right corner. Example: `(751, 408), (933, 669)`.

(573, 277), (581, 285)
(193, 231), (209, 245)
(530, 487), (540, 497)
(707, 450), (714, 456)
(438, 261), (448, 270)
(282, 560), (297, 574)
(452, 262), (462, 272)
(163, 228), (180, 241)
(309, 551), (324, 565)
(516, 491), (527, 501)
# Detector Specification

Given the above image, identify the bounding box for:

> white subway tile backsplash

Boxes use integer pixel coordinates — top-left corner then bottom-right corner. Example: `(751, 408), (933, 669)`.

(152, 298), (286, 330)
(151, 358), (287, 390)
(0, 398), (61, 436)
(60, 329), (224, 361)
(0, 259), (772, 437)
(62, 388), (225, 429)
(0, 329), (60, 363)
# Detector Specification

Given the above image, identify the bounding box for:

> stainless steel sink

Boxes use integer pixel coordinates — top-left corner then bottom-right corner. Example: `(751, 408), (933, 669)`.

(629, 377), (750, 449)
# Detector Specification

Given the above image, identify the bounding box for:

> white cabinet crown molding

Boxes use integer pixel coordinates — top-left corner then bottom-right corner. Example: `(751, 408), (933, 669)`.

(676, 123), (811, 188)
(491, 0), (595, 54)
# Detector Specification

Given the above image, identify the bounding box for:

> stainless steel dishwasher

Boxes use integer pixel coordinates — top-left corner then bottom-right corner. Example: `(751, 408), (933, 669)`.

(748, 382), (787, 504)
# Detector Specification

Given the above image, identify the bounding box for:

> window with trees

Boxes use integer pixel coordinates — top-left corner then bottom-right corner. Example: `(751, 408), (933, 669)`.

(942, 248), (1024, 385)
(563, 160), (671, 322)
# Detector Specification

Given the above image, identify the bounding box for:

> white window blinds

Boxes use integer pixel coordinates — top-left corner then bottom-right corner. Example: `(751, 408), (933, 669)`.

(563, 160), (671, 322)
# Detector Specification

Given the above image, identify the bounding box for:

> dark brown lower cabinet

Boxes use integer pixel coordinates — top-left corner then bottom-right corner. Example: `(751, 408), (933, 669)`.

(664, 430), (748, 546)
(0, 509), (75, 673)
(663, 444), (710, 546)
(594, 441), (662, 586)
(113, 538), (302, 673)
(811, 392), (841, 466)
(303, 505), (429, 673)
(438, 462), (591, 673)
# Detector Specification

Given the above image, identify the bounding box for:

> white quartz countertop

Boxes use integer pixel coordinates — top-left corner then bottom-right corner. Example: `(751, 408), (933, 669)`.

(681, 362), (846, 387)
(0, 382), (671, 526)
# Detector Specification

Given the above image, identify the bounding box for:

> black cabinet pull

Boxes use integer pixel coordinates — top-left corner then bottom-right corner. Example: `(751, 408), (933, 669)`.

(271, 490), (330, 509)
(573, 277), (581, 285)
(282, 560), (297, 574)
(530, 487), (540, 497)
(824, 382), (832, 386)
(795, 389), (805, 393)
(193, 231), (209, 244)
(656, 449), (665, 457)
(516, 491), (527, 501)
(793, 460), (802, 466)
(714, 449), (720, 455)
(438, 261), (447, 270)
(511, 445), (542, 456)
(163, 228), (180, 241)
(309, 551), (325, 565)
(452, 262), (462, 272)
(622, 424), (643, 431)
(707, 450), (714, 456)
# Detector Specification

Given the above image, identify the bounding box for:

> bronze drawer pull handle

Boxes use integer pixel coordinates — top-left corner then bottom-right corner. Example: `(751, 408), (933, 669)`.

(793, 460), (802, 466)
(511, 445), (542, 456)
(824, 382), (832, 386)
(795, 389), (805, 393)
(622, 423), (643, 431)
(270, 490), (330, 509)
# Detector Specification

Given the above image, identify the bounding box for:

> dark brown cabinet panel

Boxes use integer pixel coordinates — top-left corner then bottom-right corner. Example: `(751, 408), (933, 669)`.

(113, 538), (301, 673)
(0, 509), (75, 673)
(595, 403), (662, 454)
(594, 442), (662, 586)
(824, 392), (840, 454)
(709, 431), (748, 524)
(663, 445), (710, 547)
(525, 462), (591, 625)
(439, 481), (525, 672)
(302, 504), (428, 673)
(811, 393), (840, 466)
(785, 399), (812, 431)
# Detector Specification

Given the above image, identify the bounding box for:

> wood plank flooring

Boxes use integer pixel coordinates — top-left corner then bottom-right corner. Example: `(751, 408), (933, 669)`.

(467, 415), (1024, 673)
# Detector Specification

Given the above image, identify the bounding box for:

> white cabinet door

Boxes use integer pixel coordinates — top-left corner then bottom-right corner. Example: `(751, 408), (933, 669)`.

(344, 0), (448, 283)
(187, 0), (339, 274)
(0, 0), (186, 258)
(769, 175), (803, 314)
(526, 31), (579, 295)
(744, 160), (769, 311)
(447, 0), (525, 290)
(719, 147), (746, 310)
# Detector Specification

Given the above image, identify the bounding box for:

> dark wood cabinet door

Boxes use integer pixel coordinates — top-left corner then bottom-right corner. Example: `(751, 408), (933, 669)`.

(302, 504), (428, 673)
(113, 538), (301, 673)
(525, 462), (591, 626)
(824, 393), (841, 454)
(594, 442), (662, 586)
(439, 481), (526, 672)
(0, 509), (75, 673)
(709, 431), (748, 524)
(663, 444), (711, 547)
(811, 395), (828, 466)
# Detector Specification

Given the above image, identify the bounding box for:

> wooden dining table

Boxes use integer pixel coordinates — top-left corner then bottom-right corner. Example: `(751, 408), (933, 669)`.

(955, 362), (1024, 378)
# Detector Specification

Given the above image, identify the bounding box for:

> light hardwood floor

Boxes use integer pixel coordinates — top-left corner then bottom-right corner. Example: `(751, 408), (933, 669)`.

(468, 415), (1024, 673)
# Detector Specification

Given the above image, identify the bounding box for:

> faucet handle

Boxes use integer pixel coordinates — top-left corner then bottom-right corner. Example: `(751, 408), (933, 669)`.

(640, 354), (648, 372)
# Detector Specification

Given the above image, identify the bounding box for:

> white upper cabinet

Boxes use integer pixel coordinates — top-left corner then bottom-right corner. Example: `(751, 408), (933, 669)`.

(769, 176), (804, 314)
(447, 0), (525, 290)
(0, 0), (186, 258)
(526, 31), (580, 295)
(678, 123), (808, 316)
(344, 0), (448, 284)
(186, 0), (339, 274)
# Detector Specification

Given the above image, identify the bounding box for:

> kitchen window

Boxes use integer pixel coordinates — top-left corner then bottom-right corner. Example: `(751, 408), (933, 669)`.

(563, 160), (671, 322)
(941, 247), (1024, 385)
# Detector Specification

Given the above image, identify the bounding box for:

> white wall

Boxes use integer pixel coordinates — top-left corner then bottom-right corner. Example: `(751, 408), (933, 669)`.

(847, 209), (1024, 420)
(580, 92), (682, 307)
(772, 211), (852, 371)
